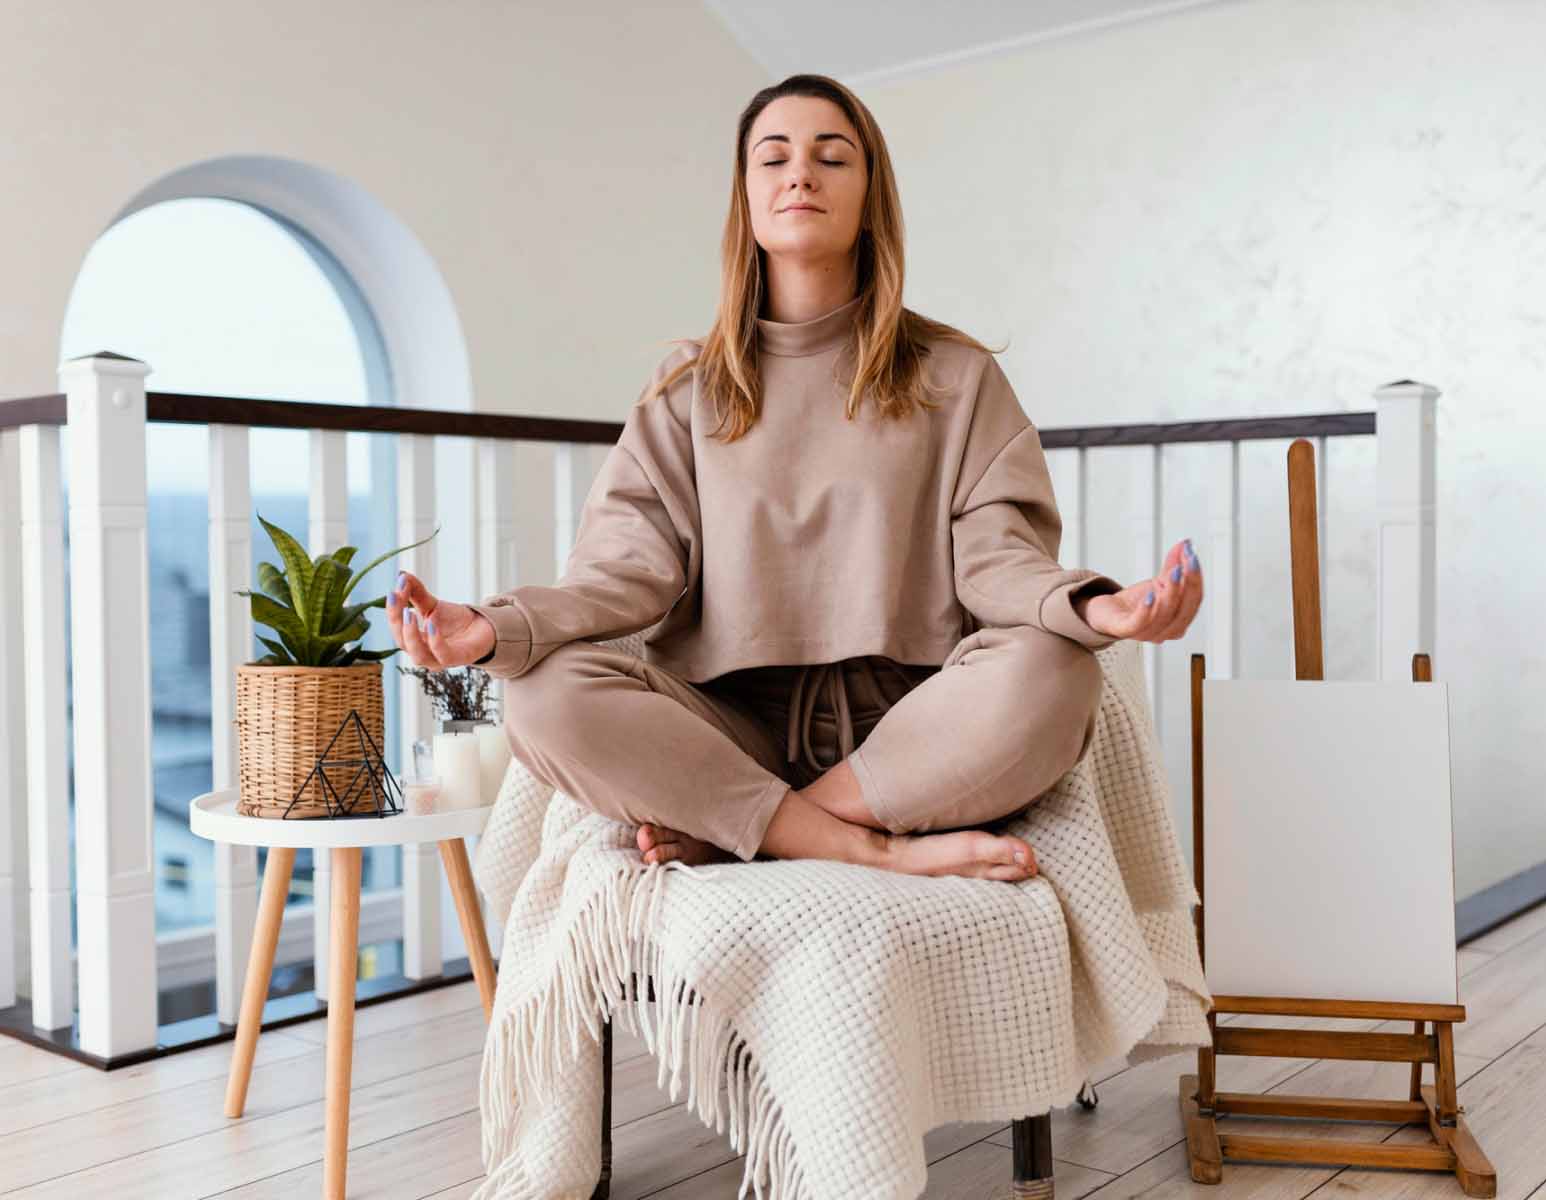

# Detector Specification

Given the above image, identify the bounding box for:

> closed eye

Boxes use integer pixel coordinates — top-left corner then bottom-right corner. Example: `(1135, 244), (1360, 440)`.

(762, 160), (846, 166)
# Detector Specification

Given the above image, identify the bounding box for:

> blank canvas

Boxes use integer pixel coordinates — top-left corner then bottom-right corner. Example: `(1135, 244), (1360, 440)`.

(1202, 679), (1458, 1005)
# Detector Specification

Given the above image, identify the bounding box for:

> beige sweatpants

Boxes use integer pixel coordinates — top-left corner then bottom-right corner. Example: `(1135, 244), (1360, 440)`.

(499, 624), (1104, 863)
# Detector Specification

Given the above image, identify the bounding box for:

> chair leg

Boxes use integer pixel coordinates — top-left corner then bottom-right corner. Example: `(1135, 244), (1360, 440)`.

(1012, 1112), (1055, 1198)
(590, 1012), (613, 1200)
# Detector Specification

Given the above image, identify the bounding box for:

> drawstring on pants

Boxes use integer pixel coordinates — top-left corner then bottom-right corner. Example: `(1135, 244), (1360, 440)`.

(782, 657), (917, 776)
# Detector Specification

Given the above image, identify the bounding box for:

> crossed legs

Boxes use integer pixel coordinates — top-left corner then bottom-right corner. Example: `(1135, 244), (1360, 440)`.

(500, 626), (1103, 883)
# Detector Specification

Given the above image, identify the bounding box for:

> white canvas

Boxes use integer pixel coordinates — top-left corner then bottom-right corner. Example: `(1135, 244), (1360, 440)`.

(1201, 679), (1458, 1006)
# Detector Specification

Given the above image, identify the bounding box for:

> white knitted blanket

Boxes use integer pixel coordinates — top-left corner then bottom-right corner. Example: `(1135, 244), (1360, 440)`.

(470, 635), (1211, 1200)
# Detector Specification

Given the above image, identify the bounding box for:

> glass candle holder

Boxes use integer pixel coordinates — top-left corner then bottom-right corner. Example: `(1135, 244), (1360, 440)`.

(400, 772), (442, 816)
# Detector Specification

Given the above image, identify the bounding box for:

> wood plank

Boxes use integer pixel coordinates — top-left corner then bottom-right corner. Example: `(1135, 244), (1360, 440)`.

(8, 1054), (484, 1199)
(1211, 997), (1466, 1022)
(280, 979), (485, 1045)
(0, 1029), (316, 1138)
(0, 1007), (488, 1192)
(215, 1110), (483, 1199)
(1447, 924), (1546, 1059)
(1214, 1027), (1435, 1063)
(0, 1038), (89, 1088)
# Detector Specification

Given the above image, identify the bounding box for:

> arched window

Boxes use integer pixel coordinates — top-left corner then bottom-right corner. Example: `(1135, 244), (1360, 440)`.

(59, 197), (405, 997)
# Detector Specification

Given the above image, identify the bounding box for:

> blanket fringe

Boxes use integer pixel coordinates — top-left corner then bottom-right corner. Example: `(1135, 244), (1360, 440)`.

(476, 857), (814, 1200)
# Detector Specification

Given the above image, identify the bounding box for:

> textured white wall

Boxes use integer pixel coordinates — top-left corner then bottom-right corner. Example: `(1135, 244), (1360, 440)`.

(865, 0), (1545, 899)
(0, 1), (761, 412)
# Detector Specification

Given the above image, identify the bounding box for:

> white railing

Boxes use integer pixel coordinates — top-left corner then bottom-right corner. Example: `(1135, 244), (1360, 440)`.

(0, 352), (1439, 1060)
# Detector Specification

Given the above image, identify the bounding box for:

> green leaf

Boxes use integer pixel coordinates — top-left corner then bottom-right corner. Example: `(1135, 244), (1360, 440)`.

(308, 558), (343, 636)
(257, 562), (290, 605)
(350, 645), (399, 662)
(340, 524), (442, 605)
(243, 590), (308, 646)
(256, 634), (294, 664)
(334, 596), (384, 633)
(256, 513), (316, 629)
(324, 548), (357, 629)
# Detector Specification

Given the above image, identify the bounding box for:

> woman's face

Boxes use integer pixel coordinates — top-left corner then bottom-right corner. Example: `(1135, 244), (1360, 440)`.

(744, 95), (868, 267)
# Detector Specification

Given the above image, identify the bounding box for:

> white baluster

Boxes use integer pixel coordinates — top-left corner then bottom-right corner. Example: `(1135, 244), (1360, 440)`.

(1316, 434), (1330, 636)
(59, 352), (157, 1056)
(475, 437), (520, 954)
(1373, 380), (1439, 680)
(210, 424), (257, 1025)
(1206, 442), (1242, 679)
(20, 422), (72, 1031)
(308, 429), (349, 999)
(1045, 446), (1089, 571)
(398, 433), (441, 979)
(553, 443), (592, 568)
(0, 428), (21, 1009)
(1130, 445), (1163, 721)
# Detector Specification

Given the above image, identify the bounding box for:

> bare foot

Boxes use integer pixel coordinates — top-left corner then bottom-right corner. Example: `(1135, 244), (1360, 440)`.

(636, 822), (736, 867)
(880, 828), (1039, 883)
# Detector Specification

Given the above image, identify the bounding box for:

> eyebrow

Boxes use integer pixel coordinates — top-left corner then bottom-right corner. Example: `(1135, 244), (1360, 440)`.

(751, 132), (858, 153)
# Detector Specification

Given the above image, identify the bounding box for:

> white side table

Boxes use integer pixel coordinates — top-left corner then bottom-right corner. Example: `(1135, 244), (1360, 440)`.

(189, 789), (498, 1200)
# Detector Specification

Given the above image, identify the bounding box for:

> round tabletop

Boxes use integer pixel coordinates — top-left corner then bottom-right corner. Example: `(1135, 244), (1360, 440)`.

(189, 789), (492, 849)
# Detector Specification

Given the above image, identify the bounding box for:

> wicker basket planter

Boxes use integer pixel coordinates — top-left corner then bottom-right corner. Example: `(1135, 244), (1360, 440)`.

(234, 661), (386, 818)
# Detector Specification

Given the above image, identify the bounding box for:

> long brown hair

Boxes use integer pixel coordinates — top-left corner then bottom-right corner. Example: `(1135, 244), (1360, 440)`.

(650, 73), (1004, 442)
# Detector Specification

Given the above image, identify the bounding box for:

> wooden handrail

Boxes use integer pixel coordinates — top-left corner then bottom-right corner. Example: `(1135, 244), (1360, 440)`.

(0, 389), (1374, 447)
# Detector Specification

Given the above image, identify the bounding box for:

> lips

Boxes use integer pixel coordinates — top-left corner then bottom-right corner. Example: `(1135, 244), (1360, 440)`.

(783, 205), (822, 212)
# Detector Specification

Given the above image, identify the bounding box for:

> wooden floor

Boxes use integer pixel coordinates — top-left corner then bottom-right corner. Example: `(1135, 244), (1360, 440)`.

(2, 901), (1544, 1199)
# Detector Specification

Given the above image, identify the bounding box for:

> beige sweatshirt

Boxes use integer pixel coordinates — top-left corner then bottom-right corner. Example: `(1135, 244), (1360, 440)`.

(467, 295), (1125, 684)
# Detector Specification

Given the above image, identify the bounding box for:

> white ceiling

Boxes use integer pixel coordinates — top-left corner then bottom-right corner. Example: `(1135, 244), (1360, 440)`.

(703, 0), (1232, 88)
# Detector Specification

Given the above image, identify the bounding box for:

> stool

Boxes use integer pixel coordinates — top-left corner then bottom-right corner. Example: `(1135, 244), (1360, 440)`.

(190, 789), (498, 1199)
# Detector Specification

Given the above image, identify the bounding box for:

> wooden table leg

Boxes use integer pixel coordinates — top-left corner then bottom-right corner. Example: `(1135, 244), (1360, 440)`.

(224, 846), (295, 1118)
(324, 846), (363, 1200)
(439, 838), (497, 1020)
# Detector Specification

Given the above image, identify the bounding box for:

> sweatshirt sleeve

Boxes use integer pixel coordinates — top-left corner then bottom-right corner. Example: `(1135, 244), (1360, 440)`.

(465, 352), (700, 680)
(950, 354), (1125, 651)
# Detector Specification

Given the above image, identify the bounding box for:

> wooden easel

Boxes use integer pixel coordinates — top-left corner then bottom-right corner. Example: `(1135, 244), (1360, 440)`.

(1179, 438), (1497, 1197)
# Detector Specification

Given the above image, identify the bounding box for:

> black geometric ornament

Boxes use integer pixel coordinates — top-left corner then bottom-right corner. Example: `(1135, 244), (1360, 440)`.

(283, 708), (403, 819)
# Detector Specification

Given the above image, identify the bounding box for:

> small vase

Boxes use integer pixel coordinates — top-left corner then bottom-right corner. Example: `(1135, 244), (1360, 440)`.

(440, 718), (493, 735)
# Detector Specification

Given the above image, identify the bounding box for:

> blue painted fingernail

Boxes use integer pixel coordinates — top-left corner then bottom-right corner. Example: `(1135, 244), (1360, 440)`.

(1145, 590), (1156, 605)
(1171, 565), (1183, 583)
(406, 609), (416, 625)
(397, 571), (406, 589)
(426, 619), (436, 637)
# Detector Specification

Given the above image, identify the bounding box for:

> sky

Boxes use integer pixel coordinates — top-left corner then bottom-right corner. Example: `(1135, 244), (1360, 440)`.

(57, 196), (376, 494)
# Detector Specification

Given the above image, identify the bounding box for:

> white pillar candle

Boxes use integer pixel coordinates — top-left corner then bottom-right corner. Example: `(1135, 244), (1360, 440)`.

(433, 732), (482, 811)
(475, 722), (512, 807)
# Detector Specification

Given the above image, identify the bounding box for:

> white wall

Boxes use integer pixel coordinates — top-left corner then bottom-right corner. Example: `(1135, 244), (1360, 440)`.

(0, 1), (761, 411)
(864, 0), (1544, 899)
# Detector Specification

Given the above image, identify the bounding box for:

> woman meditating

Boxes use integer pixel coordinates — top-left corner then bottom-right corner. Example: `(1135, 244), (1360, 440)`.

(386, 73), (1203, 885)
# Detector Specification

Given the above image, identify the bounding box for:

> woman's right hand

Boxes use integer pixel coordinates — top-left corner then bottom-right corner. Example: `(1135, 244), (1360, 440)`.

(388, 570), (497, 668)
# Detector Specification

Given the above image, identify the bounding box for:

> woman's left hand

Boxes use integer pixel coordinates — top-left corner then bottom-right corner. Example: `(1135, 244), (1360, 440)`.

(1077, 538), (1203, 644)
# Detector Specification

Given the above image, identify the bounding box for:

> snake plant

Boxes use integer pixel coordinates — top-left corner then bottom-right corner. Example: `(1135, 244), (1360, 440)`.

(238, 512), (440, 668)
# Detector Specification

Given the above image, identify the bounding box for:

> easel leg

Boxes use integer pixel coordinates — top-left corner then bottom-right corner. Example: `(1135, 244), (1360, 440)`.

(323, 847), (362, 1200)
(1435, 1021), (1458, 1125)
(224, 846), (295, 1118)
(1180, 1073), (1223, 1184)
(1410, 1019), (1425, 1101)
(439, 838), (496, 1020)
